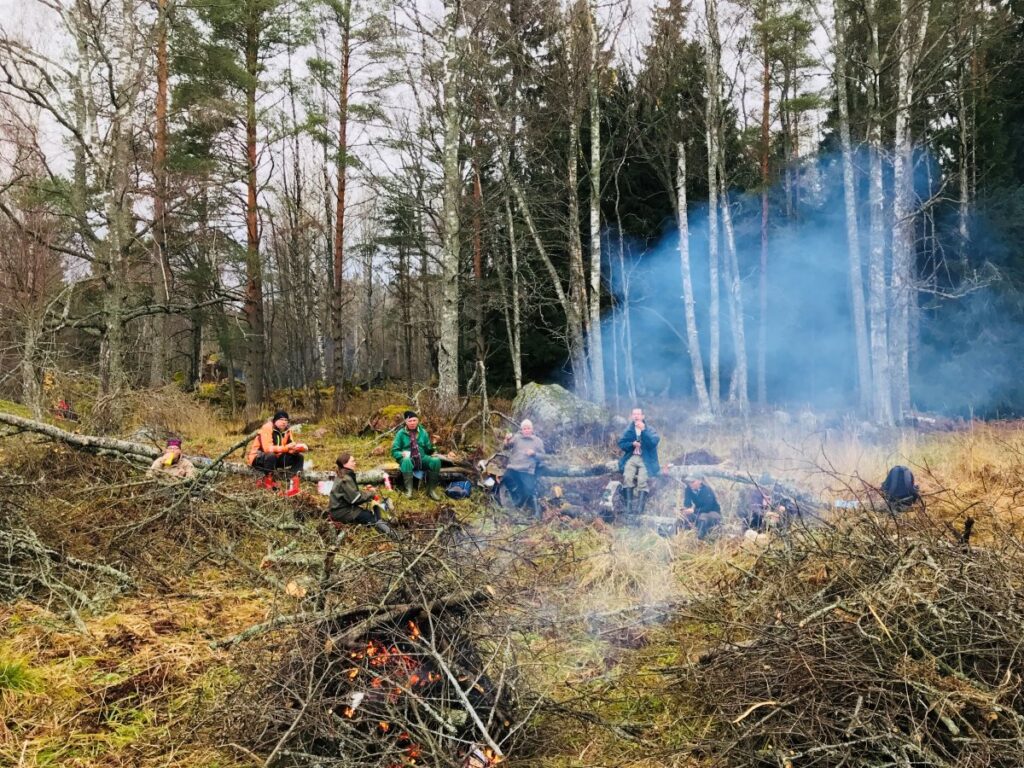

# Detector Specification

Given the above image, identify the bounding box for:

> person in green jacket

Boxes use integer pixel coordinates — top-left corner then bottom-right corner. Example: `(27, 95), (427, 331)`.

(391, 410), (446, 500)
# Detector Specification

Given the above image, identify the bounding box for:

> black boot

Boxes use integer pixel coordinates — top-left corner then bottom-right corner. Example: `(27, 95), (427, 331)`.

(402, 472), (414, 498)
(636, 490), (649, 516)
(623, 487), (634, 516)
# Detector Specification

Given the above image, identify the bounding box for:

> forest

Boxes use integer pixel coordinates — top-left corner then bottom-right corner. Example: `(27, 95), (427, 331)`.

(3, 1), (1024, 767)
(2, 0), (1023, 423)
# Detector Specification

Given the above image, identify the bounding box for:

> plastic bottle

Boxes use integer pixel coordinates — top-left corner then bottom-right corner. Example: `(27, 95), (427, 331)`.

(383, 474), (393, 491)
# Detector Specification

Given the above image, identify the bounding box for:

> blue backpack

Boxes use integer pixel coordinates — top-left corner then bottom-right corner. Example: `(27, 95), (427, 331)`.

(445, 479), (473, 500)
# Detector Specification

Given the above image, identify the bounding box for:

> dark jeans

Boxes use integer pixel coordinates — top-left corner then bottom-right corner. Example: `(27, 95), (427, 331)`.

(328, 505), (381, 525)
(503, 469), (537, 507)
(685, 510), (721, 540)
(252, 452), (304, 477)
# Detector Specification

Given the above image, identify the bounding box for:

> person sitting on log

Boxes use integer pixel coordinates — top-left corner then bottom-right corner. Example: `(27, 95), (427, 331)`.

(682, 473), (721, 540)
(617, 406), (660, 515)
(246, 410), (308, 496)
(147, 437), (197, 480)
(327, 453), (397, 538)
(739, 484), (771, 532)
(502, 419), (546, 517)
(391, 410), (446, 500)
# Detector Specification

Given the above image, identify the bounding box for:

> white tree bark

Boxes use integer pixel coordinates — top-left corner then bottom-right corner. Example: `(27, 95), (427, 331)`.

(704, 0), (723, 412)
(437, 2), (462, 402)
(502, 192), (523, 391)
(890, 0), (930, 421)
(587, 0), (605, 403)
(676, 142), (711, 414)
(865, 0), (893, 425)
(719, 167), (749, 413)
(834, 0), (873, 412)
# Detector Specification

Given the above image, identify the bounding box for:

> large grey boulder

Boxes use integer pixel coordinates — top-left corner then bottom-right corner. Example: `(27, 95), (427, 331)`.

(511, 383), (610, 447)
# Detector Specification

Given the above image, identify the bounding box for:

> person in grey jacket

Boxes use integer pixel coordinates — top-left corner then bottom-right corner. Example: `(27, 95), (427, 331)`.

(327, 453), (397, 538)
(502, 419), (546, 514)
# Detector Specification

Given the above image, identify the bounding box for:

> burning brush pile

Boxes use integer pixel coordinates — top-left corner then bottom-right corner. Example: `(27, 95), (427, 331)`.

(679, 509), (1024, 767)
(230, 532), (521, 768)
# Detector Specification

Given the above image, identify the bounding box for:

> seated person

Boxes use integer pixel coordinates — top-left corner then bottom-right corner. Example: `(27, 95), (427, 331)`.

(246, 410), (308, 496)
(147, 438), (197, 480)
(880, 465), (921, 511)
(328, 453), (397, 538)
(502, 419), (545, 515)
(391, 410), (445, 500)
(682, 474), (721, 540)
(739, 485), (771, 532)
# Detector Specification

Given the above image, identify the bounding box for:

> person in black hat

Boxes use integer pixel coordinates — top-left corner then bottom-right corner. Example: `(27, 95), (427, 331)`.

(390, 410), (447, 500)
(246, 410), (308, 495)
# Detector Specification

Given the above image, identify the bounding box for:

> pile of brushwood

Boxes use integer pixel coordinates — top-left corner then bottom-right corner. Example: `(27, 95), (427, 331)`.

(222, 518), (529, 768)
(681, 509), (1024, 767)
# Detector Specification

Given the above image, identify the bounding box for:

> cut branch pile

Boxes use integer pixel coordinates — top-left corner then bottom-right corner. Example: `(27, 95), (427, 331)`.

(228, 527), (526, 768)
(0, 506), (134, 619)
(680, 510), (1024, 767)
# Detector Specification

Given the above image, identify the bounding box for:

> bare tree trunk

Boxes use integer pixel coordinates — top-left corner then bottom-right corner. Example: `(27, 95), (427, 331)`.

(501, 192), (523, 391)
(437, 2), (462, 402)
(613, 161), (636, 404)
(472, 159), (486, 384)
(835, 0), (872, 412)
(757, 31), (770, 407)
(149, 0), (171, 387)
(587, 0), (605, 403)
(676, 143), (710, 414)
(719, 171), (749, 414)
(704, 0), (722, 412)
(22, 318), (44, 419)
(331, 1), (351, 411)
(243, 18), (265, 419)
(567, 118), (590, 395)
(890, 0), (930, 421)
(865, 0), (893, 425)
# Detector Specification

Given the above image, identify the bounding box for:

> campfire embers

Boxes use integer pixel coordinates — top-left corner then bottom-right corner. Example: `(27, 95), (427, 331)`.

(332, 617), (506, 767)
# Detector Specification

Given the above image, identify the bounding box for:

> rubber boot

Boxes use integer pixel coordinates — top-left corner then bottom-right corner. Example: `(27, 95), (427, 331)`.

(636, 490), (649, 516)
(427, 473), (443, 501)
(403, 471), (414, 499)
(282, 475), (301, 497)
(258, 474), (276, 491)
(623, 486), (634, 516)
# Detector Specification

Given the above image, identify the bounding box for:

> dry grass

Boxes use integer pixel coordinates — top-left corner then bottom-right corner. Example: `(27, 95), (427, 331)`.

(5, 391), (1024, 767)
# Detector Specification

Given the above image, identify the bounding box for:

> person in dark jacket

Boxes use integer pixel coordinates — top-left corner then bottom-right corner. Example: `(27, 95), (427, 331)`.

(327, 453), (397, 538)
(391, 411), (446, 500)
(683, 474), (721, 540)
(617, 407), (660, 515)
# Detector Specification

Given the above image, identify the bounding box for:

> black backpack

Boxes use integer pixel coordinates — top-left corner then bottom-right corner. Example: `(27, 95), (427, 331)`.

(881, 465), (919, 507)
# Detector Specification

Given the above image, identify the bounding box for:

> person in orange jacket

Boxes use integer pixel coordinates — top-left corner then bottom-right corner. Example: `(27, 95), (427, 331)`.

(246, 410), (308, 496)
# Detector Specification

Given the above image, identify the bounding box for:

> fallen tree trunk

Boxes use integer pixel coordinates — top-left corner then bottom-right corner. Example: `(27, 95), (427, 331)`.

(0, 411), (402, 485)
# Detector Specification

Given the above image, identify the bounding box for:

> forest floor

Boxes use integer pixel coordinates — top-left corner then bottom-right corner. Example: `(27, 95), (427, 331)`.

(1, 389), (1022, 767)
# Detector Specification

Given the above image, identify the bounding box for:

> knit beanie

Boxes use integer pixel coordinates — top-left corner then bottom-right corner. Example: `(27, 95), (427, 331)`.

(273, 410), (289, 422)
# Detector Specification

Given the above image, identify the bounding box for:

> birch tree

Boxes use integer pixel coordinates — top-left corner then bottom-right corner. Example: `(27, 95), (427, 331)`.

(437, 0), (463, 401)
(890, 0), (931, 421)
(833, 0), (872, 412)
(704, 0), (723, 411)
(586, 0), (605, 402)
